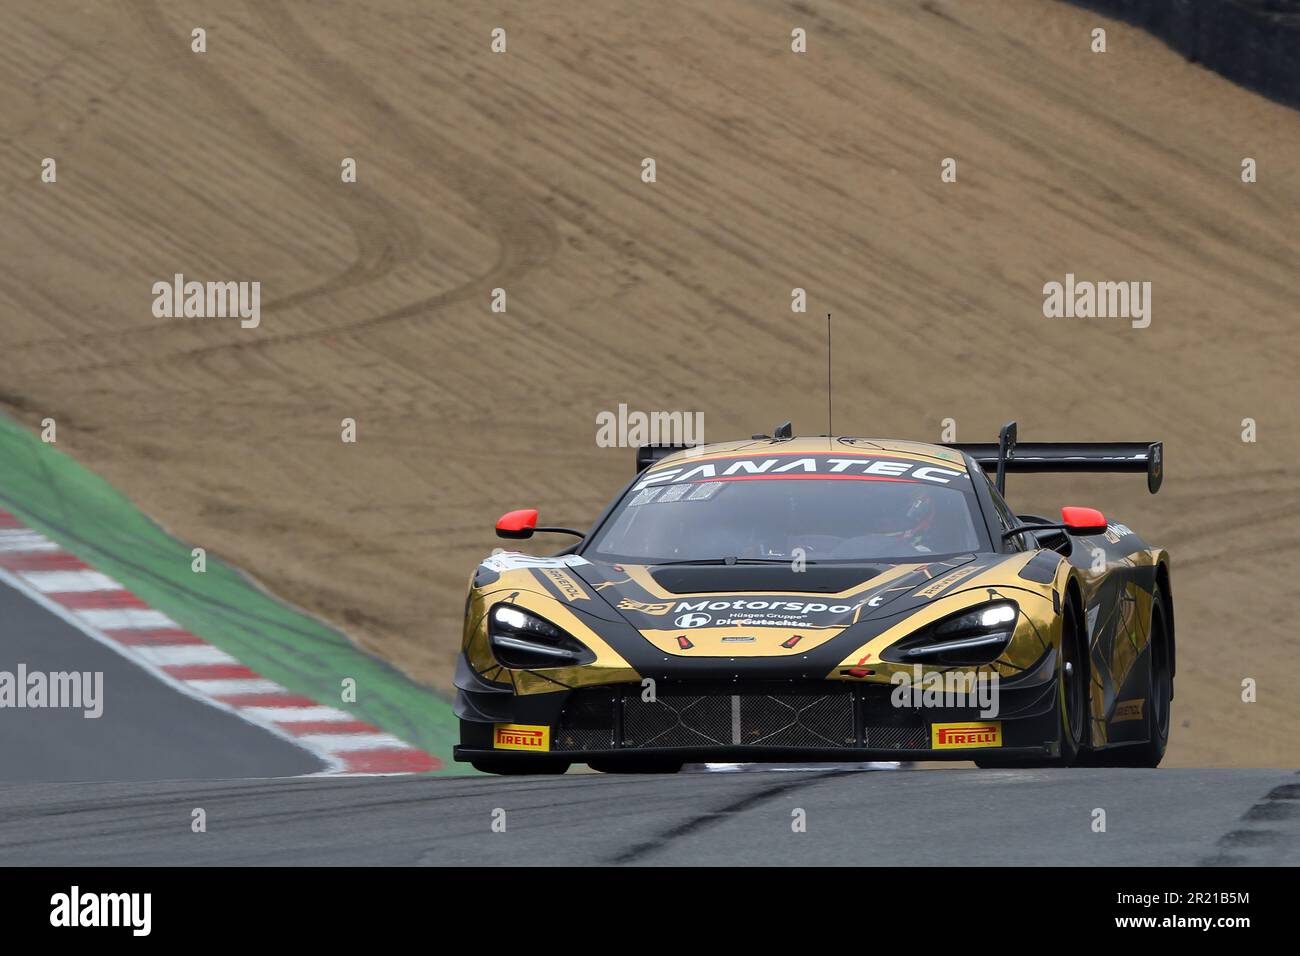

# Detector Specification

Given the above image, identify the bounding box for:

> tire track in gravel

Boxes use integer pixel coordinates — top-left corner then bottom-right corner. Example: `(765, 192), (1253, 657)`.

(1, 0), (431, 376)
(229, 0), (684, 399)
(124, 0), (424, 320)
(187, 0), (561, 359)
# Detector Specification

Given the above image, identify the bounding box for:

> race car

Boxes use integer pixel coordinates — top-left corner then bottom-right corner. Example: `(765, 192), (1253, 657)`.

(453, 421), (1173, 773)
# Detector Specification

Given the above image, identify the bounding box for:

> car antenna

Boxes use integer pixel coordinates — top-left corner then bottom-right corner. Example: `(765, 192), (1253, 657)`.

(826, 312), (833, 437)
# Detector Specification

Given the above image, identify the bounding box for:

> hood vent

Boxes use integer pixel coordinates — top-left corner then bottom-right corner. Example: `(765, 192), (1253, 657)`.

(649, 564), (884, 595)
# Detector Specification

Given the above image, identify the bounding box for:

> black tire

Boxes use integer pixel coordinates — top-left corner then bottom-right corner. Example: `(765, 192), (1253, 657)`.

(587, 759), (684, 774)
(975, 594), (1087, 769)
(1094, 587), (1172, 768)
(1056, 596), (1089, 766)
(471, 758), (570, 775)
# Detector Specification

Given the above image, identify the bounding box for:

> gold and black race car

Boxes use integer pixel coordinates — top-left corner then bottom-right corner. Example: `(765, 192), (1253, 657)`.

(453, 422), (1173, 774)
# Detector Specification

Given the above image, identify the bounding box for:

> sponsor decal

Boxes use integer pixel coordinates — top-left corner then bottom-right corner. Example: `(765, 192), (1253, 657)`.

(1103, 523), (1134, 545)
(931, 721), (1002, 749)
(655, 596), (872, 629)
(618, 598), (674, 615)
(482, 553), (590, 573)
(494, 723), (551, 752)
(614, 583), (905, 630)
(915, 566), (980, 599)
(631, 483), (722, 506)
(675, 611), (712, 628)
(541, 568), (589, 602)
(634, 454), (966, 492)
(1112, 698), (1145, 723)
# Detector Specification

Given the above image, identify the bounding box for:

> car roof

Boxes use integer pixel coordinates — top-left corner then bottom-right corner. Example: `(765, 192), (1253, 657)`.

(648, 437), (971, 472)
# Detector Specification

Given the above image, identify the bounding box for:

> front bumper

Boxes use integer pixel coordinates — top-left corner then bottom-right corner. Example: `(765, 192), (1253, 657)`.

(455, 744), (1054, 763)
(454, 664), (1062, 764)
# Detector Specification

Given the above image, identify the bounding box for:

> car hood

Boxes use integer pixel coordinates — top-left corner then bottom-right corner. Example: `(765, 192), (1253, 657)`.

(564, 554), (1001, 653)
(473, 549), (1047, 680)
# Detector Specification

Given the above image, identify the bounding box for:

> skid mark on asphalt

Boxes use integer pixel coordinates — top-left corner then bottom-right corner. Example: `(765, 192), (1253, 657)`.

(605, 769), (844, 865)
(1199, 773), (1300, 866)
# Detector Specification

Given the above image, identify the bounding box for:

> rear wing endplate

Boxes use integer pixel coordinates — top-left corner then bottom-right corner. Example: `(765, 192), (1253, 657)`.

(944, 421), (1163, 495)
(636, 444), (692, 473)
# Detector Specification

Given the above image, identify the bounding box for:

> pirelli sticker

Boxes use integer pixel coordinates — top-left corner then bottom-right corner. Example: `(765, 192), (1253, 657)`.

(931, 721), (1002, 749)
(1112, 699), (1145, 723)
(540, 568), (589, 602)
(494, 723), (551, 752)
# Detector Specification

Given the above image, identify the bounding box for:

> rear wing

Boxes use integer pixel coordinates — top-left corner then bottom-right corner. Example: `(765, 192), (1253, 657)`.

(944, 422), (1163, 495)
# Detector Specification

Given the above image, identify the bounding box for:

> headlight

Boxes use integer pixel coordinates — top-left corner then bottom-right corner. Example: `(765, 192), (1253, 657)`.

(487, 603), (596, 669)
(881, 600), (1019, 666)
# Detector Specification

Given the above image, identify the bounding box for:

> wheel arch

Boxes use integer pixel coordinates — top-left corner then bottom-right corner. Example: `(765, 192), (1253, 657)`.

(1062, 572), (1086, 645)
(1154, 558), (1175, 684)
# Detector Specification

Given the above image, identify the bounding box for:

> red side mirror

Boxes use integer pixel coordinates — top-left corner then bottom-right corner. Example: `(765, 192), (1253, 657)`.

(496, 508), (539, 539)
(1061, 506), (1107, 536)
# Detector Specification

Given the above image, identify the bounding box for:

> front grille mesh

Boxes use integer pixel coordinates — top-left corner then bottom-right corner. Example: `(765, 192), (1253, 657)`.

(624, 689), (855, 749)
(555, 683), (924, 752)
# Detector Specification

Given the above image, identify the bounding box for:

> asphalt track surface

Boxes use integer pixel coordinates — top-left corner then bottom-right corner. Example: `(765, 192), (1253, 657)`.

(3, 572), (1298, 866)
(0, 767), (1295, 867)
(0, 770), (1289, 868)
(0, 578), (325, 781)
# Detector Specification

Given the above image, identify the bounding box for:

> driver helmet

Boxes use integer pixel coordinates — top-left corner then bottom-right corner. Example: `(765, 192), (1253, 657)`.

(901, 487), (937, 542)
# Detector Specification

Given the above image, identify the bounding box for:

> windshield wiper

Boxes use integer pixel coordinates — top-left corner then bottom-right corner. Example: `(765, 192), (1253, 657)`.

(652, 557), (816, 567)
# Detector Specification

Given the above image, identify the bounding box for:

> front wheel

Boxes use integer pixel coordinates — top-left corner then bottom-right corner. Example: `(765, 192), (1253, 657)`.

(1056, 596), (1089, 766)
(975, 596), (1087, 769)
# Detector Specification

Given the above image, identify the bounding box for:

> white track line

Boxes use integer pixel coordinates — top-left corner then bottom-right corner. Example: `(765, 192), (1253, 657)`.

(296, 733), (412, 753)
(131, 644), (240, 667)
(0, 531), (59, 552)
(184, 678), (290, 697)
(75, 608), (178, 630)
(19, 570), (121, 592)
(242, 706), (359, 723)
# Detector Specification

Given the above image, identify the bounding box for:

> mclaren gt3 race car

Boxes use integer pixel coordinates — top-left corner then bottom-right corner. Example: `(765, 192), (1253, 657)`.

(454, 422), (1173, 774)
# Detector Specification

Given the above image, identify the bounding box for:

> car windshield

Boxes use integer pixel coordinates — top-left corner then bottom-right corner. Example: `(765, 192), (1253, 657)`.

(586, 454), (987, 564)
